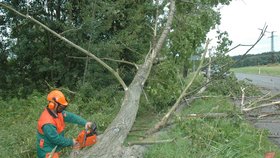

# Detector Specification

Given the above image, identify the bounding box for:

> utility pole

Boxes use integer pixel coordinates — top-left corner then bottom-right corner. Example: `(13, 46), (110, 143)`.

(268, 31), (276, 52)
(266, 31), (277, 63)
(258, 28), (277, 52)
(258, 28), (278, 63)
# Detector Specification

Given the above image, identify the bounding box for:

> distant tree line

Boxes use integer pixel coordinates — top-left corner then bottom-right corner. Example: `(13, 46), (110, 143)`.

(232, 51), (280, 67)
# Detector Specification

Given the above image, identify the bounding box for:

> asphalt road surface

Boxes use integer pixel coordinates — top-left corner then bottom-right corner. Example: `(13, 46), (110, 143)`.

(235, 73), (280, 94)
(235, 73), (280, 147)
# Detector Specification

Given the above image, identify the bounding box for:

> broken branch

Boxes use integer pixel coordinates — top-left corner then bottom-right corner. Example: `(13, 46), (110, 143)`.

(127, 139), (175, 146)
(243, 101), (280, 112)
(184, 113), (228, 119)
(146, 39), (210, 135)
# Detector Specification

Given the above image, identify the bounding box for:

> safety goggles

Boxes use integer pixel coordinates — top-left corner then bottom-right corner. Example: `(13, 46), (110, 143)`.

(56, 103), (67, 112)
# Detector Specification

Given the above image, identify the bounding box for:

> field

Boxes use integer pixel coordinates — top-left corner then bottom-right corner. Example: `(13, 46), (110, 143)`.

(231, 64), (280, 76)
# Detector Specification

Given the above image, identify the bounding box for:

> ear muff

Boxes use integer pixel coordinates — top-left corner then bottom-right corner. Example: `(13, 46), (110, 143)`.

(48, 101), (56, 110)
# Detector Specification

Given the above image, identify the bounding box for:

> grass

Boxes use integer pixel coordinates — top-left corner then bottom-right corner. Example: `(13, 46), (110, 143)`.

(143, 97), (280, 158)
(1, 91), (280, 157)
(231, 64), (280, 76)
(0, 95), (43, 157)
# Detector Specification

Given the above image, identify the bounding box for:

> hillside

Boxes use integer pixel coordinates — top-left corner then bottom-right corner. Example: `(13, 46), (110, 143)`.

(232, 51), (280, 67)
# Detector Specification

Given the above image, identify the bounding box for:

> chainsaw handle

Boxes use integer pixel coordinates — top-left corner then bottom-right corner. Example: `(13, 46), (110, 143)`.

(92, 122), (97, 133)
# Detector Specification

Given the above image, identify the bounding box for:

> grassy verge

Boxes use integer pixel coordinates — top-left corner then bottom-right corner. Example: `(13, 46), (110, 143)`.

(231, 64), (280, 76)
(142, 97), (280, 158)
(1, 89), (279, 157)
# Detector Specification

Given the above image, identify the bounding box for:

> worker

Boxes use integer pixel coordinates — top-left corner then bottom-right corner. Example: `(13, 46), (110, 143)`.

(36, 90), (93, 158)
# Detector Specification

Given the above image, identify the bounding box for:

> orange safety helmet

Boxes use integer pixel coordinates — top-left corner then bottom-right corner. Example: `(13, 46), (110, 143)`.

(47, 90), (68, 110)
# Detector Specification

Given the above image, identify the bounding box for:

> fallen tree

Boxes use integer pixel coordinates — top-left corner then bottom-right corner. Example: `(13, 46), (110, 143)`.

(80, 1), (175, 157)
(0, 1), (175, 157)
(0, 1), (242, 157)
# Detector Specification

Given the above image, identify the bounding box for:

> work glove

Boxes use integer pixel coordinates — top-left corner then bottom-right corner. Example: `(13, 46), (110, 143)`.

(85, 122), (97, 131)
(72, 139), (80, 150)
(85, 122), (93, 129)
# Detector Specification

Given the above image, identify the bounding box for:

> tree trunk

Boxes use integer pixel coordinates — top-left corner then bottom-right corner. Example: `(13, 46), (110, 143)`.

(81, 65), (152, 157)
(80, 1), (176, 157)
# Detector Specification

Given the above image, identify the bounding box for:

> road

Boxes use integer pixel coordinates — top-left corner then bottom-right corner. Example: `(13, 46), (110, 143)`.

(235, 73), (280, 147)
(235, 73), (280, 94)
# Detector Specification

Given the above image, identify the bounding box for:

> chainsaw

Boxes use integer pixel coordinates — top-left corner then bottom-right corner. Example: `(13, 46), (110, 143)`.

(76, 123), (97, 149)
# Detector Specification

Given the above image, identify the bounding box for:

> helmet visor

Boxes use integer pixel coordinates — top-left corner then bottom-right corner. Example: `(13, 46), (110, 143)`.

(56, 97), (68, 106)
(57, 104), (67, 113)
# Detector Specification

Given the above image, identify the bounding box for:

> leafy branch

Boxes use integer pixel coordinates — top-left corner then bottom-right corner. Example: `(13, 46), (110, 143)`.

(146, 39), (210, 135)
(0, 2), (128, 91)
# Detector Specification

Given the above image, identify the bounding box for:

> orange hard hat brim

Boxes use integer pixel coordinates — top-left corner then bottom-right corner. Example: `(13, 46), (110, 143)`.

(57, 97), (68, 106)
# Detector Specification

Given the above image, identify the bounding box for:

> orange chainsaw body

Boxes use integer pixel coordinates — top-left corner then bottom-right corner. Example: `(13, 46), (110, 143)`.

(76, 129), (97, 148)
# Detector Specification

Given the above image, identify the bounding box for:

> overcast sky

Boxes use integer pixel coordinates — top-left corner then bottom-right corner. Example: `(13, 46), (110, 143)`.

(209, 0), (280, 56)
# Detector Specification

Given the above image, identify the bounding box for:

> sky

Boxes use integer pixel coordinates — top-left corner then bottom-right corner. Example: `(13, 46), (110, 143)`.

(209, 0), (280, 56)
